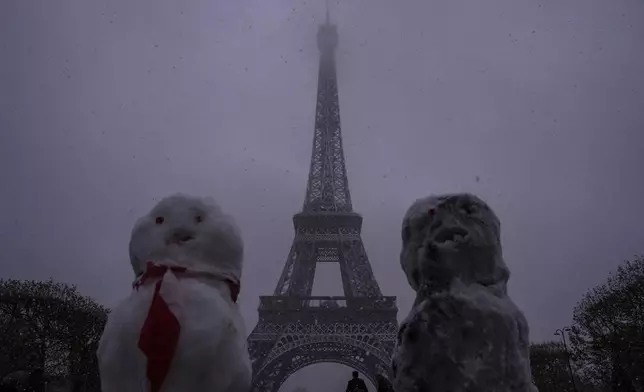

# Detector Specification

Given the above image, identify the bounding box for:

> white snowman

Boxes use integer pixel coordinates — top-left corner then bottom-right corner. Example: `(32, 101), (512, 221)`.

(97, 194), (252, 392)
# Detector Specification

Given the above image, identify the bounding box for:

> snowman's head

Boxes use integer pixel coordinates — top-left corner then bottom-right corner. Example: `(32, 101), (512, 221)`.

(129, 194), (243, 280)
(400, 192), (509, 294)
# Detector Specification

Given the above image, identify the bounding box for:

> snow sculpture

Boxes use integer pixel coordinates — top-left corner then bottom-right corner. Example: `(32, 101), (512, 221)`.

(98, 194), (252, 392)
(391, 193), (538, 392)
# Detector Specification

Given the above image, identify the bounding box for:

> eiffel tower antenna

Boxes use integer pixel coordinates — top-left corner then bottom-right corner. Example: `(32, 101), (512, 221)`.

(325, 0), (330, 24)
(245, 6), (398, 392)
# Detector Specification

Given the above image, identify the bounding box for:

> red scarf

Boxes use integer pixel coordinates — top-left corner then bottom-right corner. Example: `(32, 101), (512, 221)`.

(134, 261), (240, 392)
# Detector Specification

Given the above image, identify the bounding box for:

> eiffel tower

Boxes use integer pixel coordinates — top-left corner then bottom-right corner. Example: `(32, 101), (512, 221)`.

(246, 8), (398, 392)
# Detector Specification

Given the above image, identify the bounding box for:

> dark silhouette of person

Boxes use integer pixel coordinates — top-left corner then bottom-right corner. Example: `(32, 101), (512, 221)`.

(346, 371), (368, 392)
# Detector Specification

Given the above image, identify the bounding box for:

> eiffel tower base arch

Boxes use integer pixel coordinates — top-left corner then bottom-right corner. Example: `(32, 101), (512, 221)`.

(251, 340), (391, 392)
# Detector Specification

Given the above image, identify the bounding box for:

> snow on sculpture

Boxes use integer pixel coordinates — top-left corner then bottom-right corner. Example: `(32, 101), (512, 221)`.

(97, 194), (252, 392)
(391, 193), (538, 392)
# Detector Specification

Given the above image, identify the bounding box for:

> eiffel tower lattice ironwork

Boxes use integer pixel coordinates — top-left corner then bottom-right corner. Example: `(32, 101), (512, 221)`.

(246, 9), (398, 392)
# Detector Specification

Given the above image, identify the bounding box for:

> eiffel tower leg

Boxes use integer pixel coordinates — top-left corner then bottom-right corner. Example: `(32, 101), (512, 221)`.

(288, 238), (317, 297)
(341, 239), (382, 297)
(247, 332), (287, 392)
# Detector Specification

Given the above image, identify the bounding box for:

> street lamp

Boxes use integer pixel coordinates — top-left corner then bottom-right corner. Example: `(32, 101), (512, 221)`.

(554, 327), (579, 392)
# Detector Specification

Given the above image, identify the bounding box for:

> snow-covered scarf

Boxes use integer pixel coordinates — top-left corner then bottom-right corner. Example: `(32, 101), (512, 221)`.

(133, 261), (240, 392)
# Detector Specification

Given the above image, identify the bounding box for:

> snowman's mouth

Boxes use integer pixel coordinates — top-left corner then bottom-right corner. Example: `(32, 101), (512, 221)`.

(178, 234), (194, 242)
(433, 227), (469, 244)
(166, 229), (196, 246)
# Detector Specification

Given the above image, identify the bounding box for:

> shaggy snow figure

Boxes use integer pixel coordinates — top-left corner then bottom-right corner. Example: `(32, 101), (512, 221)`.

(97, 194), (252, 392)
(391, 193), (538, 392)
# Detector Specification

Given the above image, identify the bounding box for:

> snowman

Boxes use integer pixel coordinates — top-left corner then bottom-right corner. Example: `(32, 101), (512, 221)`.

(97, 194), (252, 392)
(392, 193), (537, 392)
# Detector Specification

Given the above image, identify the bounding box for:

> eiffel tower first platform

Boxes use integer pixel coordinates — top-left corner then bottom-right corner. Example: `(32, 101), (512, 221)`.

(246, 10), (398, 392)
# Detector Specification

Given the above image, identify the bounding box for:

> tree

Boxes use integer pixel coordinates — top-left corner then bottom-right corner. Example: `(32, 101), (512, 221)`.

(62, 295), (108, 392)
(0, 279), (108, 391)
(569, 256), (644, 392)
(530, 341), (575, 392)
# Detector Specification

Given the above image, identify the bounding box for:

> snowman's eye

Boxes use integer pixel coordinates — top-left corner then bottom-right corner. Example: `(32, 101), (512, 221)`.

(155, 217), (164, 224)
(195, 215), (203, 223)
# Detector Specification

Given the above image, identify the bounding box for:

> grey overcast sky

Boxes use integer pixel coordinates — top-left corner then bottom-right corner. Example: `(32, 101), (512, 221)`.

(1, 0), (644, 390)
